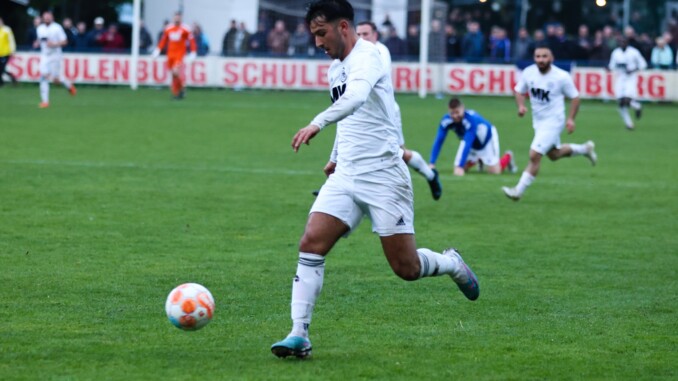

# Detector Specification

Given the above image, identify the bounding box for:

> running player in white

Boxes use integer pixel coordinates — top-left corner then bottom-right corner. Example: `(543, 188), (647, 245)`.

(271, 0), (479, 359)
(34, 11), (76, 108)
(608, 37), (647, 130)
(502, 45), (597, 201)
(356, 21), (442, 199)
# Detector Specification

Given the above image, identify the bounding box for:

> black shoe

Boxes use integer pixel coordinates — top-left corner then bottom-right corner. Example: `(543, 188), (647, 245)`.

(635, 107), (642, 120)
(311, 190), (320, 197)
(428, 169), (442, 200)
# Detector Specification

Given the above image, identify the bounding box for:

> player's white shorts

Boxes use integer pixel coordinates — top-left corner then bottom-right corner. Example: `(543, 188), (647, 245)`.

(614, 74), (638, 99)
(394, 102), (405, 146)
(311, 162), (414, 236)
(530, 127), (563, 155)
(39, 56), (62, 79)
(464, 126), (500, 166)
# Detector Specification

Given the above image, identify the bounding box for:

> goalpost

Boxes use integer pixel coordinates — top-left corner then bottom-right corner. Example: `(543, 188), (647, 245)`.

(130, 0), (142, 90)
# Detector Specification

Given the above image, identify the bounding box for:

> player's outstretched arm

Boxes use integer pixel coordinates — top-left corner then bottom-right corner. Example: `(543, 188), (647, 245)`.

(291, 125), (321, 152)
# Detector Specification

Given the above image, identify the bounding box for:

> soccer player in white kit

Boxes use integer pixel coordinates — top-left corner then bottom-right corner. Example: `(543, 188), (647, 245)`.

(271, 0), (479, 359)
(356, 21), (442, 200)
(502, 45), (597, 201)
(33, 11), (76, 108)
(608, 37), (647, 130)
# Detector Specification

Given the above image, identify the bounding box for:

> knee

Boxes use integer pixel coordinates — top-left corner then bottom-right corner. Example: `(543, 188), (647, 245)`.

(298, 231), (330, 255)
(391, 262), (420, 281)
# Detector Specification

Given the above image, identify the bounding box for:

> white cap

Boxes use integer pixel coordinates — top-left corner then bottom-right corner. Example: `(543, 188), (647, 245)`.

(94, 17), (104, 25)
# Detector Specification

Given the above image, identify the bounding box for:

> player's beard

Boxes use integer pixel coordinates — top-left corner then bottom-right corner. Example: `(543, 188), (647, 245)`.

(537, 61), (551, 73)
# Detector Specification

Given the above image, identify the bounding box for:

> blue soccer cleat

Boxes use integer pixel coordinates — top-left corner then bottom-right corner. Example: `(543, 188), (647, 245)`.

(442, 248), (480, 301)
(271, 336), (312, 359)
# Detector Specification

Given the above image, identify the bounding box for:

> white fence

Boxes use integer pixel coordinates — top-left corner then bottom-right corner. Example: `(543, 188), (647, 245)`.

(9, 52), (678, 101)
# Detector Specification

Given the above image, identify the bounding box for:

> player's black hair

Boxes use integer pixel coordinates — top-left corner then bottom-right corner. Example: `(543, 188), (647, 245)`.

(357, 21), (378, 32)
(305, 0), (354, 26)
(448, 98), (463, 109)
(533, 42), (551, 52)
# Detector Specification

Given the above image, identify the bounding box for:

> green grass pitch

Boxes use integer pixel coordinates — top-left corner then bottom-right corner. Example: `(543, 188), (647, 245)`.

(0, 85), (676, 380)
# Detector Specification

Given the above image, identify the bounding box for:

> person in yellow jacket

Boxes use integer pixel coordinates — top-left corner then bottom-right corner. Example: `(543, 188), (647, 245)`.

(0, 17), (18, 86)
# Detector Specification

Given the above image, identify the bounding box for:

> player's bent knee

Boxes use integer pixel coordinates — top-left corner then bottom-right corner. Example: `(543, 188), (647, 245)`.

(392, 265), (419, 281)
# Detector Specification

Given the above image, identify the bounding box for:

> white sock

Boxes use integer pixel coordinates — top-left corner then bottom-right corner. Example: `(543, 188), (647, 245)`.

(417, 248), (457, 278)
(60, 77), (72, 89)
(515, 171), (535, 195)
(629, 100), (641, 110)
(568, 143), (587, 156)
(40, 78), (49, 103)
(290, 252), (325, 338)
(618, 107), (633, 128)
(407, 150), (435, 181)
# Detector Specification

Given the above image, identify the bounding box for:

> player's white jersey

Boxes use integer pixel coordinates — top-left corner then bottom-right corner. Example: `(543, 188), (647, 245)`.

(608, 46), (647, 99)
(327, 38), (400, 174)
(375, 41), (392, 73)
(609, 46), (647, 74)
(36, 22), (66, 57)
(514, 64), (579, 131)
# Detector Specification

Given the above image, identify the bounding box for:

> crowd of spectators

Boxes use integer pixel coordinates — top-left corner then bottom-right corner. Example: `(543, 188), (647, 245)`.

(17, 7), (678, 69)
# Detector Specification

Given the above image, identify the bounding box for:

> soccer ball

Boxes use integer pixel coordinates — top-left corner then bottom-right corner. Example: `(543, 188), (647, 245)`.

(165, 283), (215, 331)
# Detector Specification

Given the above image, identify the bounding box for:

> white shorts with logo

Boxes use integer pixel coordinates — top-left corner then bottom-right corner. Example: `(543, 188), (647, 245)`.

(464, 126), (501, 166)
(40, 55), (62, 78)
(530, 126), (564, 155)
(311, 162), (415, 236)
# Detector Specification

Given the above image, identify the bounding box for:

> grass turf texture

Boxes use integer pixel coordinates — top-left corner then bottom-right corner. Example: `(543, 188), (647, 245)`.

(0, 86), (676, 380)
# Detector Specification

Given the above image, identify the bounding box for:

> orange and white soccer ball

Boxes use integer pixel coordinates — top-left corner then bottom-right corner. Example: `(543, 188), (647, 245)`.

(165, 283), (215, 331)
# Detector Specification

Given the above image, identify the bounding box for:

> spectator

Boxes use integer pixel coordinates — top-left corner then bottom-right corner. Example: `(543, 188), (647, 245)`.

(248, 23), (268, 55)
(87, 17), (106, 51)
(489, 26), (510, 62)
(512, 27), (532, 61)
(406, 24), (419, 57)
(624, 26), (640, 51)
(289, 22), (310, 56)
(25, 16), (41, 48)
(139, 20), (153, 53)
(222, 19), (238, 56)
(551, 24), (573, 59)
(62, 18), (77, 50)
(427, 19), (446, 63)
(589, 29), (612, 62)
(73, 22), (89, 51)
(462, 21), (484, 61)
(267, 20), (289, 55)
(637, 33), (653, 61)
(101, 24), (125, 52)
(650, 36), (673, 70)
(575, 24), (592, 61)
(384, 25), (407, 59)
(193, 23), (210, 56)
(444, 24), (461, 60)
(527, 29), (545, 58)
(235, 22), (250, 56)
(602, 25), (618, 52)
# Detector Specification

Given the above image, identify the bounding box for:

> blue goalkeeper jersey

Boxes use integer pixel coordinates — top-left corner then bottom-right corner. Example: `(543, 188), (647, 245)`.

(429, 110), (494, 167)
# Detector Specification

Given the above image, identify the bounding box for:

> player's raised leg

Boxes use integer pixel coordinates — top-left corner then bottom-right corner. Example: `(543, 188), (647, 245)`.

(403, 148), (441, 200)
(380, 234), (479, 301)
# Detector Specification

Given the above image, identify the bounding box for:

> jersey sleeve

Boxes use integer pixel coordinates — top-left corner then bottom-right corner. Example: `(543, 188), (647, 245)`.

(156, 29), (168, 50)
(8, 28), (16, 54)
(454, 120), (477, 168)
(636, 50), (648, 71)
(186, 27), (197, 53)
(562, 72), (579, 99)
(514, 69), (528, 94)
(608, 51), (617, 71)
(57, 25), (67, 43)
(429, 117), (450, 165)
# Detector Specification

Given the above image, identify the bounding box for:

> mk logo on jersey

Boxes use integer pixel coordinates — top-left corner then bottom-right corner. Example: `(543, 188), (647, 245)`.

(530, 88), (550, 102)
(330, 83), (346, 103)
